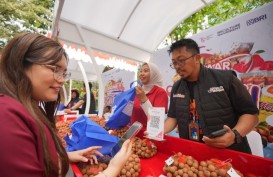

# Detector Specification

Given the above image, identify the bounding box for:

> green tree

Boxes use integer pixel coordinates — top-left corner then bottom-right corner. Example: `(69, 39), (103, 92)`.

(163, 0), (273, 45)
(0, 0), (54, 49)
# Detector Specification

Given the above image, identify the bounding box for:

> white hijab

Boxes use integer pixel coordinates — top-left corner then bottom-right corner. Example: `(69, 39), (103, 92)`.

(142, 62), (163, 93)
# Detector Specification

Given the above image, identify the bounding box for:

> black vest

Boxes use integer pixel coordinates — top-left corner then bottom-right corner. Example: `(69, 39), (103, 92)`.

(171, 65), (251, 153)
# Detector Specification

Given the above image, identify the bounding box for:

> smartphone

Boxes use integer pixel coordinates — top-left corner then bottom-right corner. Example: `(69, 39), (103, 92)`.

(111, 121), (143, 157)
(137, 80), (143, 87)
(208, 128), (228, 138)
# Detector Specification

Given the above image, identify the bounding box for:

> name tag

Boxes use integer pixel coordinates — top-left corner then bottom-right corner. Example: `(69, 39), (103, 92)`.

(208, 86), (224, 93)
(173, 93), (185, 98)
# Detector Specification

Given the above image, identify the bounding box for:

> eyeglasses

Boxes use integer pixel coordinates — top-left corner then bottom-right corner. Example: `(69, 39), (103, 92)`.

(170, 54), (196, 69)
(43, 65), (71, 81)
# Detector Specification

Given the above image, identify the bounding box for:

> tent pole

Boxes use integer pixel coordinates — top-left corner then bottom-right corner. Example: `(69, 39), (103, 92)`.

(77, 61), (91, 115)
(51, 0), (65, 39)
(75, 24), (104, 116)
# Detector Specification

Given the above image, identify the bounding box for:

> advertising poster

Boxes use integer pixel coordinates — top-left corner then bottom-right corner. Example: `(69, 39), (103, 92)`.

(101, 68), (136, 107)
(150, 2), (273, 158)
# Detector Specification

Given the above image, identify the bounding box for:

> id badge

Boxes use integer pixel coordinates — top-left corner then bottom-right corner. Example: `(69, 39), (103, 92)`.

(188, 121), (199, 141)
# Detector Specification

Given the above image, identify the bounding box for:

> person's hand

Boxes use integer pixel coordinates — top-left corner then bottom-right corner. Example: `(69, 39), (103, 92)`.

(109, 139), (132, 169)
(135, 85), (147, 103)
(143, 130), (149, 137)
(67, 146), (103, 164)
(63, 108), (72, 113)
(100, 140), (133, 177)
(202, 125), (235, 148)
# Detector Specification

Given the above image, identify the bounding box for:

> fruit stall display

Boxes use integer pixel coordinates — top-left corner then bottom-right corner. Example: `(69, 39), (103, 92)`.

(71, 134), (273, 177)
(56, 115), (273, 176)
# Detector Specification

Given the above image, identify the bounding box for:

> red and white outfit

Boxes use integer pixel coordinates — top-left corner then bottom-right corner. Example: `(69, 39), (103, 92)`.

(131, 63), (168, 130)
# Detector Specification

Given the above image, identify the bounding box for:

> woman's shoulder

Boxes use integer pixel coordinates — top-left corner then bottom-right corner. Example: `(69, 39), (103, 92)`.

(0, 94), (42, 139)
(0, 94), (32, 120)
(151, 85), (167, 94)
(0, 94), (23, 107)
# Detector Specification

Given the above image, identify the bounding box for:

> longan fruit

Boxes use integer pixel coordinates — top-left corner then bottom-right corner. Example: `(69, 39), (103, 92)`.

(204, 170), (210, 177)
(187, 159), (193, 166)
(188, 170), (194, 176)
(200, 161), (207, 167)
(211, 171), (217, 177)
(121, 169), (126, 175)
(126, 171), (131, 176)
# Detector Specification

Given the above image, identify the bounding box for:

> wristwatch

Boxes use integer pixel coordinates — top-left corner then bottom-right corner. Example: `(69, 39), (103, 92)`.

(232, 129), (243, 144)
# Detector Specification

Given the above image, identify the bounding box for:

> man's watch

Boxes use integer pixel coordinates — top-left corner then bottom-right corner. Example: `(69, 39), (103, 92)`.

(232, 129), (243, 144)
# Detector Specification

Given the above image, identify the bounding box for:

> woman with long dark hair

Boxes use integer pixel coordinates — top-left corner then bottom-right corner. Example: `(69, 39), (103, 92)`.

(0, 33), (132, 177)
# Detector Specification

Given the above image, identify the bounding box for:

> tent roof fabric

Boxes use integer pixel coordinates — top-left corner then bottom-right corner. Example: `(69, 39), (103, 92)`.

(54, 0), (216, 63)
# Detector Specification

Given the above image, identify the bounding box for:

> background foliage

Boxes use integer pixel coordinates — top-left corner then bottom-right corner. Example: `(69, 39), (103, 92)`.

(2, 0), (272, 49)
(163, 0), (273, 45)
(0, 0), (54, 49)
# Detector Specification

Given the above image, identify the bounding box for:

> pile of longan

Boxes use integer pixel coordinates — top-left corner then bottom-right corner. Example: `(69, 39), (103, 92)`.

(77, 154), (141, 177)
(198, 159), (243, 177)
(56, 120), (75, 147)
(109, 126), (129, 138)
(132, 137), (157, 158)
(163, 152), (244, 177)
(89, 116), (106, 127)
(56, 120), (74, 134)
(78, 162), (108, 177)
(163, 152), (199, 177)
(119, 154), (141, 177)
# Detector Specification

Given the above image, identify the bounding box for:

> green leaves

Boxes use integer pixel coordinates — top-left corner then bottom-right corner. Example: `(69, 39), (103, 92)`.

(0, 0), (54, 49)
(162, 0), (273, 47)
(254, 50), (265, 54)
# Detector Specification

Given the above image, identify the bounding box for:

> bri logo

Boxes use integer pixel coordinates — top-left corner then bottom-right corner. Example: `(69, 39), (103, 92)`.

(208, 86), (224, 93)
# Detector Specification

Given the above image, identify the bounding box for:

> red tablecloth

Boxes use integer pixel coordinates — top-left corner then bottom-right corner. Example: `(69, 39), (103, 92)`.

(72, 134), (273, 177)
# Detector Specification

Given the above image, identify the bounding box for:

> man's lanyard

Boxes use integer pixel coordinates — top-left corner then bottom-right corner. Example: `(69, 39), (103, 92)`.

(188, 99), (201, 141)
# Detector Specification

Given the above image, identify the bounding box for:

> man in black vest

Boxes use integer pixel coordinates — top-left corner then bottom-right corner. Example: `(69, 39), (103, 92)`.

(165, 38), (259, 153)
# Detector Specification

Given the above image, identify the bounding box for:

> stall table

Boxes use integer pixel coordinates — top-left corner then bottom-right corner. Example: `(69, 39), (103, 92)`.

(71, 134), (273, 177)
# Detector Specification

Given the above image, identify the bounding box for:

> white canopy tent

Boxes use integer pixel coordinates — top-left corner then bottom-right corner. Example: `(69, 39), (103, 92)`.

(52, 0), (216, 115)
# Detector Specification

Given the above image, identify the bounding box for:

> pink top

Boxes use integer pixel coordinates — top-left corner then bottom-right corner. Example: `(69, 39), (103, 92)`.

(131, 85), (168, 130)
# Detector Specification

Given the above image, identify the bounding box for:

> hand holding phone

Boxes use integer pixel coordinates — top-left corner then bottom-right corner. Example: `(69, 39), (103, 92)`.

(207, 128), (228, 138)
(110, 121), (143, 157)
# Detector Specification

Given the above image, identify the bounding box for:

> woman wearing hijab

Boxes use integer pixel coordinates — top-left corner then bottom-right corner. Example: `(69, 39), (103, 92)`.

(131, 62), (168, 130)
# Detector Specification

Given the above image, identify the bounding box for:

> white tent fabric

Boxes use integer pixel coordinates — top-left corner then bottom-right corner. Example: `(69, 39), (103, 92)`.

(53, 0), (216, 63)
(52, 0), (216, 115)
(62, 43), (138, 82)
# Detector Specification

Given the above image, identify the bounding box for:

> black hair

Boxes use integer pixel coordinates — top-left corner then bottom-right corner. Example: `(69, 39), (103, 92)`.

(71, 89), (80, 98)
(83, 82), (93, 90)
(231, 70), (237, 77)
(168, 38), (200, 55)
(0, 32), (69, 177)
(89, 82), (93, 89)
